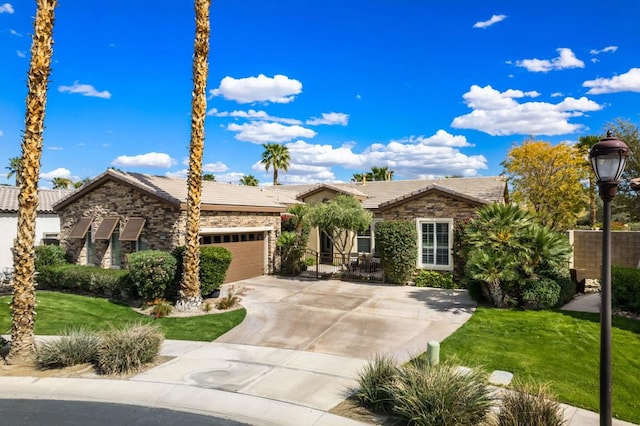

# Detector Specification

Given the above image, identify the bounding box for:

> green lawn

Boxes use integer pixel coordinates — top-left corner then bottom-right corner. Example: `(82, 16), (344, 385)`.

(438, 307), (640, 424)
(0, 291), (246, 341)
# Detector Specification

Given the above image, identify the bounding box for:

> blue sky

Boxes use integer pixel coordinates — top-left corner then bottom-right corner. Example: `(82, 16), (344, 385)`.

(1, 1), (639, 187)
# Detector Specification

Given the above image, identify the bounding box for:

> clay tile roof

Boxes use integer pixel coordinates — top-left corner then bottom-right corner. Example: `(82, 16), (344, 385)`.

(0, 186), (74, 213)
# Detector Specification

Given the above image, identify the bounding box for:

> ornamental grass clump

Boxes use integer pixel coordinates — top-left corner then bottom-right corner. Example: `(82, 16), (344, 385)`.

(354, 354), (399, 413)
(495, 380), (566, 426)
(389, 359), (493, 426)
(36, 327), (101, 369)
(96, 323), (163, 375)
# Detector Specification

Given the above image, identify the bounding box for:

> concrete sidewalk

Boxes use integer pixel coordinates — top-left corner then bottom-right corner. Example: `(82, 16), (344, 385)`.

(0, 277), (636, 425)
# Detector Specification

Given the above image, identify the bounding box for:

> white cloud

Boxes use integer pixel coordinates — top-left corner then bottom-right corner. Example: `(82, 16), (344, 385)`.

(111, 152), (176, 168)
(203, 162), (229, 173)
(41, 168), (71, 180)
(165, 169), (187, 178)
(209, 74), (302, 104)
(583, 68), (640, 94)
(58, 81), (111, 99)
(0, 3), (14, 14)
(47, 146), (63, 151)
(551, 92), (564, 97)
(227, 121), (316, 143)
(9, 29), (21, 37)
(16, 50), (25, 58)
(306, 112), (349, 126)
(207, 108), (302, 125)
(0, 130), (4, 136)
(590, 46), (618, 55)
(473, 14), (507, 29)
(451, 85), (602, 136)
(515, 48), (585, 72)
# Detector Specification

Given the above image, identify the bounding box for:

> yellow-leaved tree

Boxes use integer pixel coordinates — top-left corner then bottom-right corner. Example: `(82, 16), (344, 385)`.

(502, 139), (588, 231)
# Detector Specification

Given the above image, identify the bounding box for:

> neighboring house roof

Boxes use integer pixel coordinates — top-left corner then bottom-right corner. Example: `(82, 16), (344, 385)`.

(284, 176), (507, 209)
(53, 169), (296, 212)
(0, 185), (74, 214)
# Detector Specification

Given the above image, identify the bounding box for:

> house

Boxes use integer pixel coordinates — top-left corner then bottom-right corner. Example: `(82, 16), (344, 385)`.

(0, 185), (74, 272)
(53, 169), (298, 283)
(54, 170), (506, 281)
(282, 177), (508, 273)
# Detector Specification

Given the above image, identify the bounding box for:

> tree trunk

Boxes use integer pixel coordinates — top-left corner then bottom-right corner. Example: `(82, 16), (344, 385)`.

(177, 0), (211, 311)
(8, 0), (57, 365)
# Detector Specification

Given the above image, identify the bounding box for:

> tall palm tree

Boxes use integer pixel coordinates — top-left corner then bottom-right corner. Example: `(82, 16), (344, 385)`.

(576, 135), (600, 228)
(52, 177), (72, 189)
(8, 0), (57, 365)
(239, 174), (259, 186)
(178, 0), (211, 311)
(370, 166), (394, 181)
(261, 143), (290, 185)
(6, 156), (23, 186)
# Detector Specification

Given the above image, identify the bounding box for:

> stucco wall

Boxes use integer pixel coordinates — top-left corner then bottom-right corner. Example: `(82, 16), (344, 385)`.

(0, 213), (61, 271)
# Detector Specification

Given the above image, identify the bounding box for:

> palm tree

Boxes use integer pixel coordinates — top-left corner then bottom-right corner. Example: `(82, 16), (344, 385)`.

(52, 177), (72, 189)
(178, 0), (211, 311)
(370, 166), (394, 181)
(261, 143), (290, 185)
(202, 173), (216, 181)
(239, 174), (259, 186)
(576, 135), (600, 228)
(9, 0), (57, 365)
(73, 177), (91, 188)
(6, 156), (22, 186)
(351, 173), (367, 183)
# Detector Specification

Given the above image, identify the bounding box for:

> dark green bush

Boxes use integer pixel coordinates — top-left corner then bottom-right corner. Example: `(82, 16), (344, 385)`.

(375, 220), (417, 284)
(128, 250), (177, 301)
(555, 276), (576, 307)
(522, 278), (561, 310)
(414, 270), (457, 289)
(35, 244), (67, 272)
(36, 264), (129, 297)
(171, 246), (232, 297)
(612, 266), (640, 314)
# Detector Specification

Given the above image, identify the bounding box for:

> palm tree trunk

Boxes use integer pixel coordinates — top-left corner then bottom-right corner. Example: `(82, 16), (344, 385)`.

(177, 0), (211, 310)
(8, 0), (57, 365)
(273, 168), (278, 186)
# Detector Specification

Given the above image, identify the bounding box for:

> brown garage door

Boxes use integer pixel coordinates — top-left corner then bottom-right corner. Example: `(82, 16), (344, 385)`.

(201, 232), (265, 283)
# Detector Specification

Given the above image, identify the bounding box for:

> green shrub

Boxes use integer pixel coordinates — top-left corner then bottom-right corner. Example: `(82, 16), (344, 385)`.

(555, 276), (576, 307)
(171, 246), (232, 297)
(612, 266), (640, 314)
(375, 220), (417, 284)
(34, 244), (67, 272)
(35, 264), (129, 297)
(522, 278), (560, 310)
(36, 327), (101, 369)
(96, 323), (164, 375)
(496, 380), (565, 426)
(354, 354), (399, 413)
(128, 250), (177, 301)
(389, 359), (493, 425)
(145, 298), (173, 318)
(415, 270), (457, 289)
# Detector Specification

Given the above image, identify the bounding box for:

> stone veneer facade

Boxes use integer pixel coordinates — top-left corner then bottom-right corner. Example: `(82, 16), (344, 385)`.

(58, 180), (280, 273)
(376, 192), (481, 223)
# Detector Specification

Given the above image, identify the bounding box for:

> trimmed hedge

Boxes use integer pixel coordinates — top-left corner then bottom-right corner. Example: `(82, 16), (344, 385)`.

(414, 270), (457, 289)
(612, 265), (640, 314)
(171, 246), (232, 297)
(36, 264), (129, 297)
(375, 220), (417, 285)
(35, 244), (68, 272)
(128, 250), (177, 300)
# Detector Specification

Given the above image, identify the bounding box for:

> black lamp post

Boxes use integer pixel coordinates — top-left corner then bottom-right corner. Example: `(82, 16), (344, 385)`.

(588, 130), (629, 426)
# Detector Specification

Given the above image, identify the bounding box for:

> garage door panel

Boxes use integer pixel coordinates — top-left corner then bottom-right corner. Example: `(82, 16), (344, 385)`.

(205, 239), (264, 283)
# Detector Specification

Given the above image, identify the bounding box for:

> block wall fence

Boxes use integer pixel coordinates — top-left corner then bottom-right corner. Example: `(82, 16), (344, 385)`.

(568, 230), (640, 279)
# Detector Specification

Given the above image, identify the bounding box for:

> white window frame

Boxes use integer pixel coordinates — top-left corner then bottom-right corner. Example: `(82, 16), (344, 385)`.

(416, 218), (453, 271)
(356, 219), (382, 254)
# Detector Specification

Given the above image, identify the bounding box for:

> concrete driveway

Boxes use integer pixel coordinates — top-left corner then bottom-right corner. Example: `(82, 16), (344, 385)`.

(217, 276), (476, 363)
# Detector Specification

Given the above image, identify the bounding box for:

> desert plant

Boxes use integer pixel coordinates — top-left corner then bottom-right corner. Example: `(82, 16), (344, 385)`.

(128, 250), (177, 301)
(495, 379), (566, 426)
(522, 278), (561, 310)
(389, 359), (493, 426)
(35, 327), (101, 369)
(415, 270), (457, 289)
(354, 354), (399, 413)
(375, 220), (418, 284)
(215, 285), (247, 310)
(96, 322), (164, 375)
(146, 298), (173, 319)
(34, 244), (67, 272)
